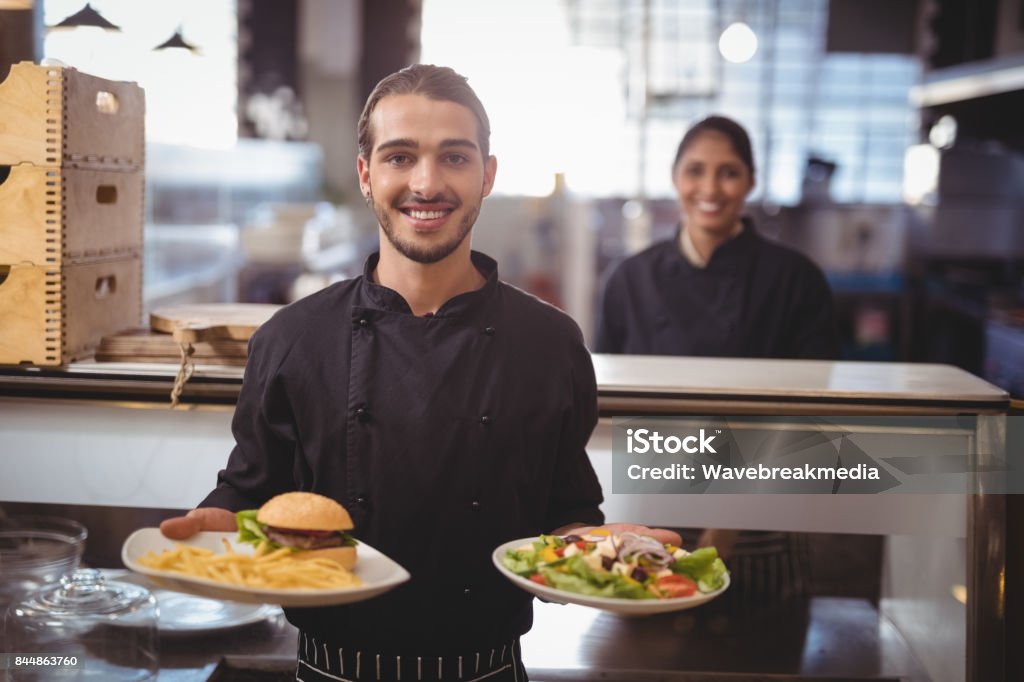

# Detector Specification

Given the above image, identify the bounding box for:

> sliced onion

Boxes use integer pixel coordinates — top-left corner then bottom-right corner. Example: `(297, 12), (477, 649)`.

(617, 533), (673, 568)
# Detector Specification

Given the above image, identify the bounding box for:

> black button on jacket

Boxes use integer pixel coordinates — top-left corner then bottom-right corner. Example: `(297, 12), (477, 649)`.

(201, 251), (604, 652)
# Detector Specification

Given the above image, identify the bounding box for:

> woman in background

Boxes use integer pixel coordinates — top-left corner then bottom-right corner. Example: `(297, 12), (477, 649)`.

(596, 115), (840, 617)
(596, 115), (837, 359)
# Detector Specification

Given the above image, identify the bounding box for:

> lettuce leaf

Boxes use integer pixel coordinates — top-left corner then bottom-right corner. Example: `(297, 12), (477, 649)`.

(673, 547), (728, 591)
(236, 509), (272, 547)
(503, 549), (539, 576)
(540, 556), (653, 600)
(541, 568), (618, 597)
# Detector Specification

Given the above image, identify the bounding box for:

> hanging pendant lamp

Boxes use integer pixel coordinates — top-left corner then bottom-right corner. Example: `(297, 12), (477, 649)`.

(154, 26), (199, 53)
(50, 3), (121, 31)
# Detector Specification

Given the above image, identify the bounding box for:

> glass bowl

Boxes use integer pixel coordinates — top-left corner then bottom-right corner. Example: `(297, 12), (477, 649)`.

(4, 569), (158, 681)
(0, 516), (88, 609)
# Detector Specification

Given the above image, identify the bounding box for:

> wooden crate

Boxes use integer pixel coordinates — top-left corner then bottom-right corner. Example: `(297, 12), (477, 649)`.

(0, 163), (144, 265)
(0, 61), (144, 171)
(0, 256), (142, 365)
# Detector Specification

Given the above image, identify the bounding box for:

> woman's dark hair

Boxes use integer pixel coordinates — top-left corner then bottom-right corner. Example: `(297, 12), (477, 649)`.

(672, 115), (755, 181)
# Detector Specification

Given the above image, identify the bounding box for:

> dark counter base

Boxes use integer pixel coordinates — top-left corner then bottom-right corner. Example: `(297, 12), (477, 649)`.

(155, 598), (923, 681)
(208, 657), (904, 682)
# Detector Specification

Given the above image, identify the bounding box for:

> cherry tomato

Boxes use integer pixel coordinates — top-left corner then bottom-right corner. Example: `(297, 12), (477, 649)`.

(555, 546), (566, 557)
(529, 573), (547, 586)
(575, 541), (588, 550)
(655, 574), (697, 598)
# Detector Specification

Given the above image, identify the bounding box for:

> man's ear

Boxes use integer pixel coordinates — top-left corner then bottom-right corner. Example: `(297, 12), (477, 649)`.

(481, 155), (497, 198)
(357, 155), (371, 198)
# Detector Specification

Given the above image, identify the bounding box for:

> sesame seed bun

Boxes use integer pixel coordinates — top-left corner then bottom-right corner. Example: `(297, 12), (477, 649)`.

(257, 492), (353, 531)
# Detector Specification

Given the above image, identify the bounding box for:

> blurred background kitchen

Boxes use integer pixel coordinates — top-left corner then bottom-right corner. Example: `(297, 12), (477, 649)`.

(2, 0), (1022, 399)
(2, 2), (1023, 680)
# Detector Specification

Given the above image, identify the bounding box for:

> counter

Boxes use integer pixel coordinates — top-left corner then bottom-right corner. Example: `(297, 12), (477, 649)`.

(0, 355), (1009, 412)
(0, 356), (1012, 682)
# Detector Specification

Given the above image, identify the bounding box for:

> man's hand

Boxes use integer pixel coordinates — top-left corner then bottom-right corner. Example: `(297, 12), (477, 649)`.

(560, 522), (682, 548)
(159, 507), (237, 540)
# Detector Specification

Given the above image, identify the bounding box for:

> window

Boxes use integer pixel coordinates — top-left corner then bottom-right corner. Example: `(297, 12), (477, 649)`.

(421, 0), (921, 204)
(43, 0), (237, 149)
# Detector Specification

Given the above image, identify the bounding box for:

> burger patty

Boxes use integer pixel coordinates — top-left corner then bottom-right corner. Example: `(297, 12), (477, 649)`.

(265, 527), (344, 549)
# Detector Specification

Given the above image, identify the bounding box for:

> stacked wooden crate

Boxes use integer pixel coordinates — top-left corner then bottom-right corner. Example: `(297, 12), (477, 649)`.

(0, 62), (145, 365)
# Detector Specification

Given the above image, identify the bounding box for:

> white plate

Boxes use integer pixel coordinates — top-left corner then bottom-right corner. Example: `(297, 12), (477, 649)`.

(110, 572), (282, 636)
(122, 528), (410, 607)
(492, 537), (730, 616)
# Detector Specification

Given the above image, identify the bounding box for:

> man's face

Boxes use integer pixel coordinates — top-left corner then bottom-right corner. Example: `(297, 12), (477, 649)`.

(357, 94), (497, 264)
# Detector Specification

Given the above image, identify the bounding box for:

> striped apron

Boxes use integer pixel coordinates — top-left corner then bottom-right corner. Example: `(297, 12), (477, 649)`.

(295, 632), (529, 682)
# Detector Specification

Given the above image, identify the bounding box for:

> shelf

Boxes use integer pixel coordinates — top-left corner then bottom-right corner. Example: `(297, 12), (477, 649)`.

(910, 53), (1024, 107)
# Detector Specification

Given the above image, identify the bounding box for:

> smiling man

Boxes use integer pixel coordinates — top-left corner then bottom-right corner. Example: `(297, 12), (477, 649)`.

(358, 91), (494, 270)
(159, 65), (678, 681)
(355, 74), (497, 317)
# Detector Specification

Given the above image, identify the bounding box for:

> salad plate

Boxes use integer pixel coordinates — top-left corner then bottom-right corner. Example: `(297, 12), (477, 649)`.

(492, 536), (729, 616)
(122, 528), (409, 608)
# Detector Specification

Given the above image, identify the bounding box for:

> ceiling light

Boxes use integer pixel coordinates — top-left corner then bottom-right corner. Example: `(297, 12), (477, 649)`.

(719, 21), (757, 64)
(928, 115), (958, 150)
(154, 27), (199, 53)
(50, 3), (121, 31)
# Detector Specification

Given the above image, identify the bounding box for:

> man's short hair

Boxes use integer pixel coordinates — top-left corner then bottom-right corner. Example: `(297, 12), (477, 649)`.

(357, 64), (491, 160)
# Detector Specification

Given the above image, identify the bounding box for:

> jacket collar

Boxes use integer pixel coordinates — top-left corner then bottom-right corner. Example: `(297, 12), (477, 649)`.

(674, 216), (758, 270)
(359, 250), (499, 317)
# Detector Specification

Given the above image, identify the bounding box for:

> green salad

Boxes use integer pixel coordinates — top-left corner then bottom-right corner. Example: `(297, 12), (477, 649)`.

(503, 531), (727, 600)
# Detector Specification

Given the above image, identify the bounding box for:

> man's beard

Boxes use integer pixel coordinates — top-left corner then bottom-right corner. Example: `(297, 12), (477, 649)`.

(370, 191), (479, 265)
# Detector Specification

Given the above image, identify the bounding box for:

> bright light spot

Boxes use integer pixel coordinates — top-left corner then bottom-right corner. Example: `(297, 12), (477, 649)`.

(421, 1), (627, 197)
(621, 200), (643, 220)
(903, 144), (939, 205)
(719, 22), (758, 64)
(929, 115), (957, 149)
(42, 0), (237, 149)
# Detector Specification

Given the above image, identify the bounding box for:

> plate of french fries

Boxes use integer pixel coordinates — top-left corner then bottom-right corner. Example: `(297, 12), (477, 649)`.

(121, 529), (410, 607)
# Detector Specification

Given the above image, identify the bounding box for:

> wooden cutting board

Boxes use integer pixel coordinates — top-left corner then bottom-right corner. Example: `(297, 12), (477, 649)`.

(95, 328), (249, 366)
(150, 304), (282, 344)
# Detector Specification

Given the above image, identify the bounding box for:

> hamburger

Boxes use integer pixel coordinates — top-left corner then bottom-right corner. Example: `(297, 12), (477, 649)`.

(236, 492), (358, 569)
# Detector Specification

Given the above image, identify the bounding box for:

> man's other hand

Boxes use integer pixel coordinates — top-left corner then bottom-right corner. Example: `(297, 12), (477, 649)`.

(159, 508), (237, 540)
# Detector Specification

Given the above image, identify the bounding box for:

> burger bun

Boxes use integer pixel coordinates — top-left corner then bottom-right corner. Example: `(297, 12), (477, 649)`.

(294, 546), (357, 571)
(257, 491), (353, 531)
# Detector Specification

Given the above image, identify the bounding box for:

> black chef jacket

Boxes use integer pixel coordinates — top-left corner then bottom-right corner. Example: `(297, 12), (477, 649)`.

(595, 219), (838, 359)
(200, 251), (604, 653)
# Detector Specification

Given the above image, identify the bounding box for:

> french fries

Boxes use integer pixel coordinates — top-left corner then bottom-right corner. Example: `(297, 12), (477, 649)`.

(138, 538), (362, 590)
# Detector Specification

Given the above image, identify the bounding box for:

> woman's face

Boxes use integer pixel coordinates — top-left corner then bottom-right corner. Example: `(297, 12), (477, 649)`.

(672, 131), (754, 236)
